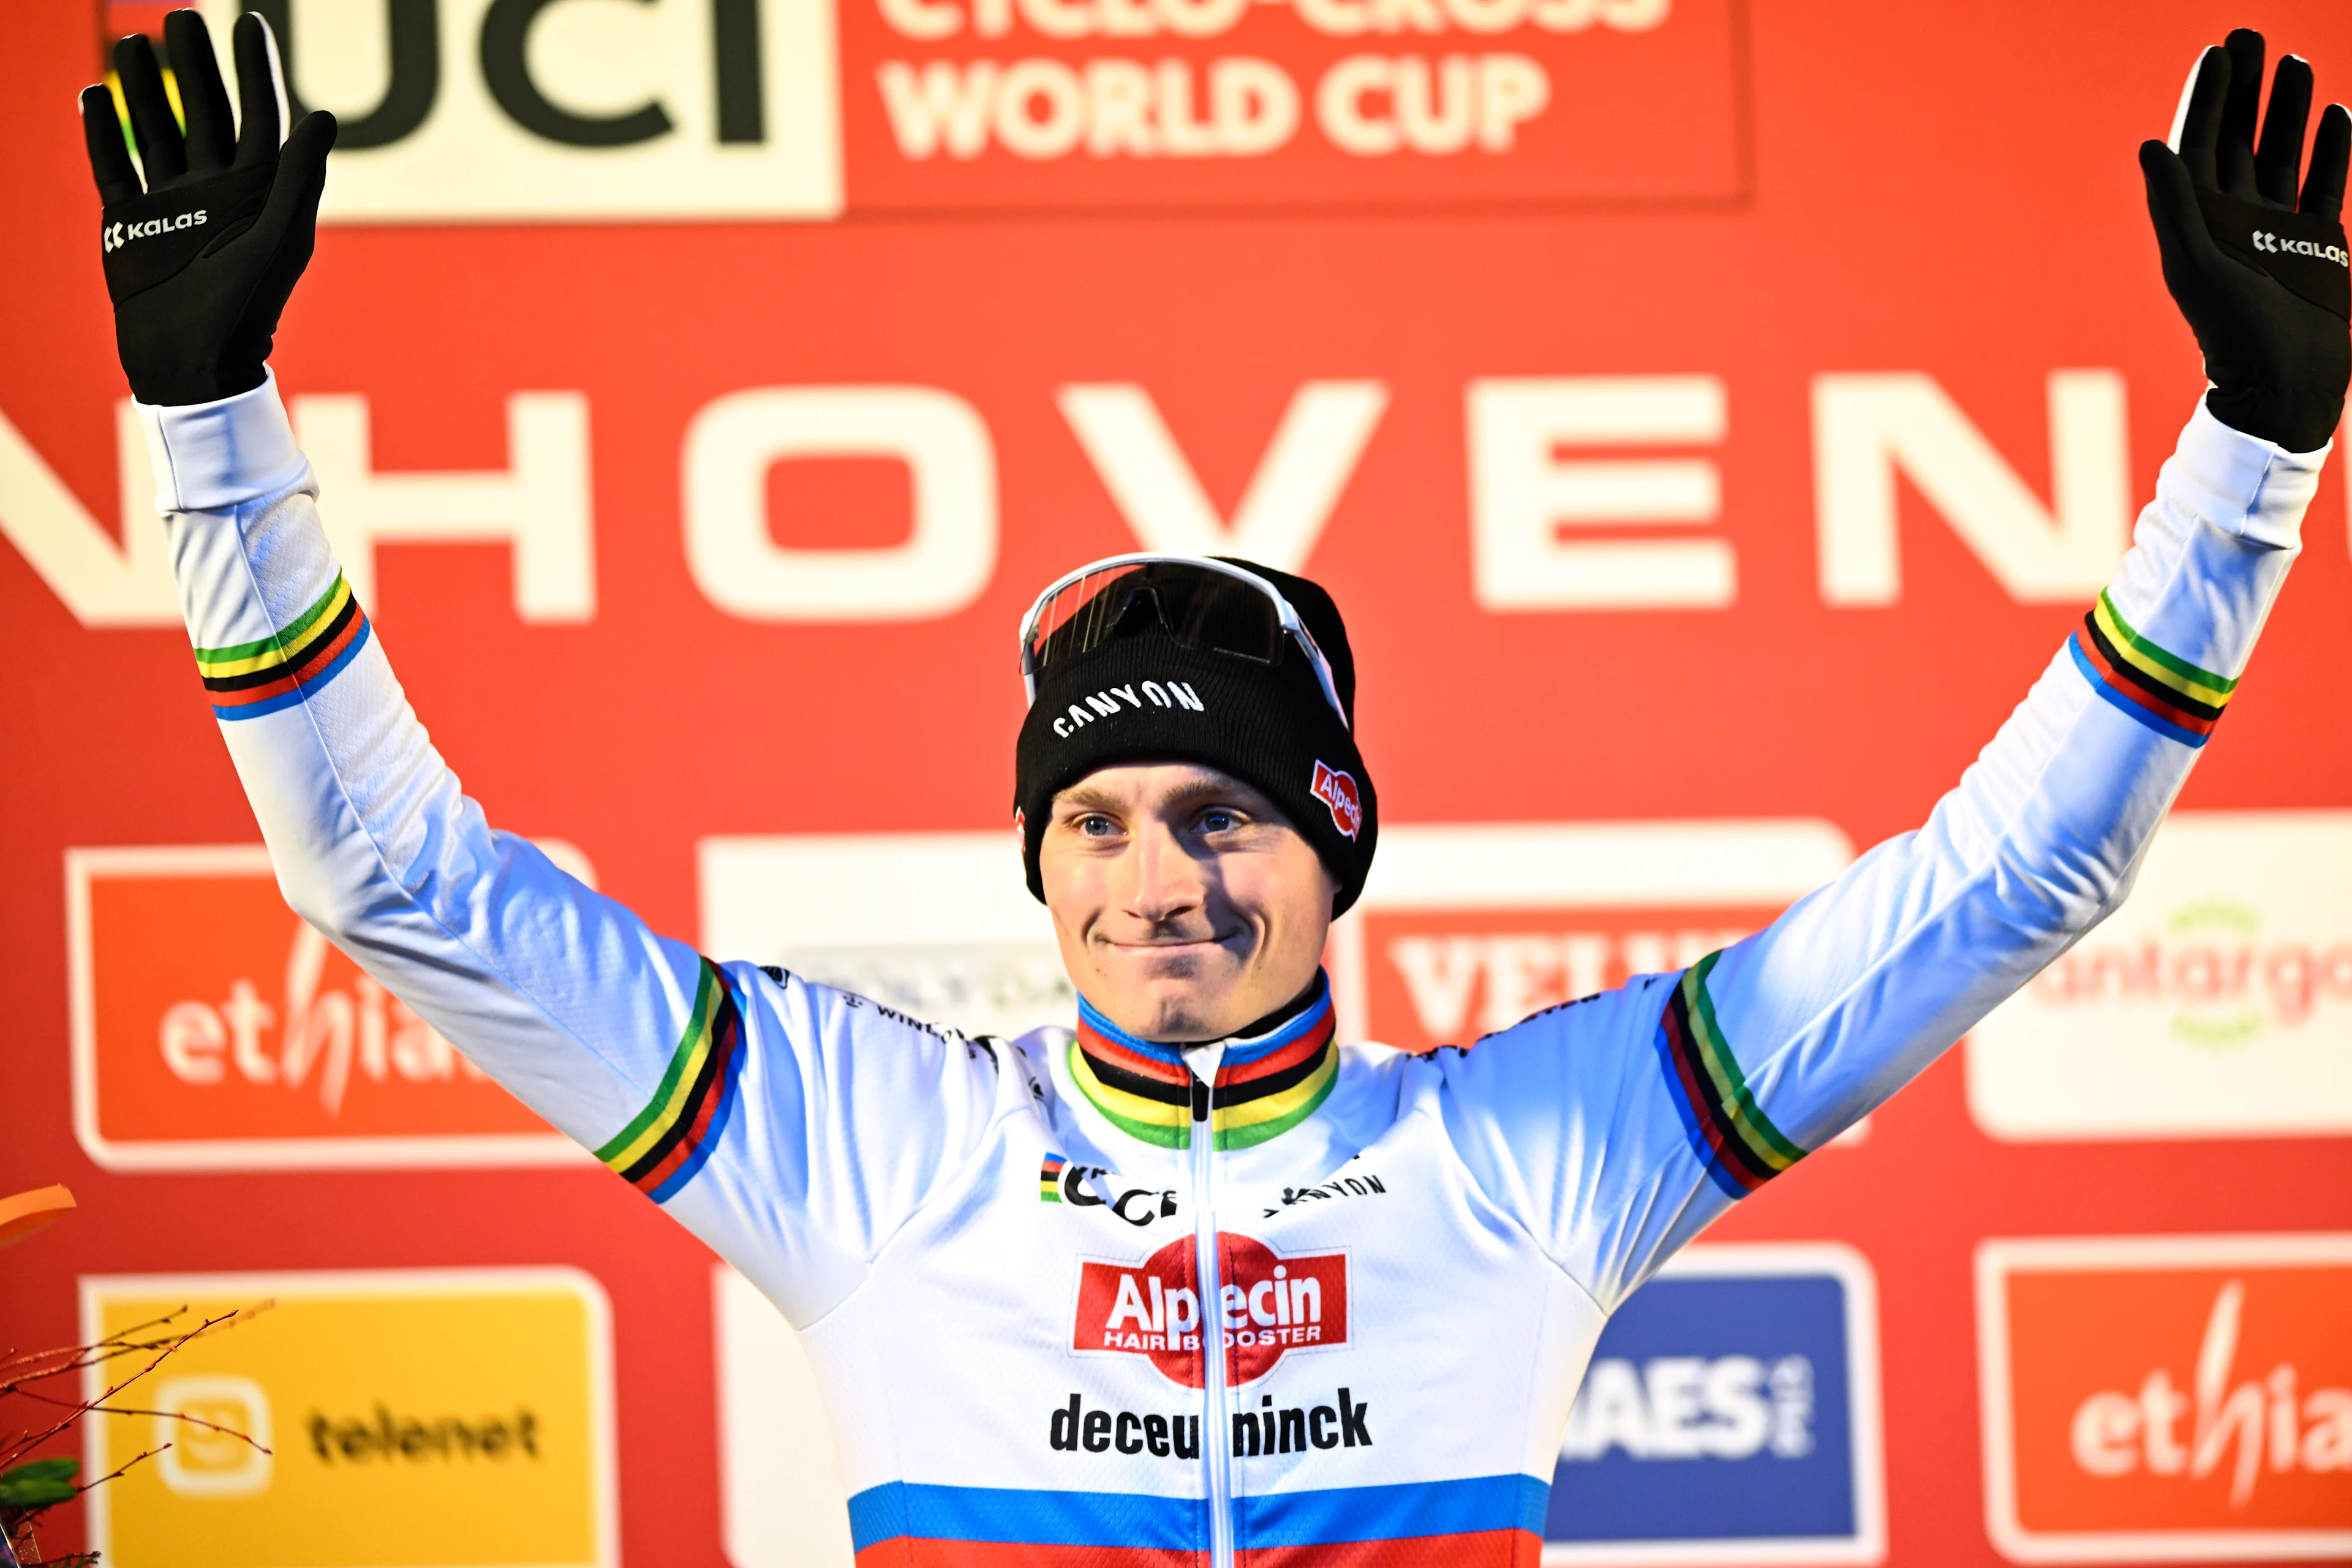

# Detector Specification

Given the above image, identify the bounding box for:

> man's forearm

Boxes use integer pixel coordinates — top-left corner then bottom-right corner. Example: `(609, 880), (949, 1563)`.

(146, 372), (707, 1158)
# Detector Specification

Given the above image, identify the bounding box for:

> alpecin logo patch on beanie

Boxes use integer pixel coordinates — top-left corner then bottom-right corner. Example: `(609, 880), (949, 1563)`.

(1310, 761), (1362, 840)
(1014, 558), (1378, 916)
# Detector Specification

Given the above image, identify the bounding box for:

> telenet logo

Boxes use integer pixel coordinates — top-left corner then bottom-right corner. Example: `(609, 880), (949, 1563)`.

(81, 1268), (616, 1568)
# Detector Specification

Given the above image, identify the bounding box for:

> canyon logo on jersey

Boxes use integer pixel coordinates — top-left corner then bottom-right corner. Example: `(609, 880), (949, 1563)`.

(1074, 1233), (1348, 1389)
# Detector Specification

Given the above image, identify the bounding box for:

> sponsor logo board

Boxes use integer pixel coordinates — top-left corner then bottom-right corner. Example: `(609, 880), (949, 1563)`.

(712, 1267), (858, 1568)
(66, 845), (587, 1171)
(700, 831), (1077, 1040)
(170, 0), (1735, 219)
(1975, 1234), (2352, 1564)
(1544, 1242), (1885, 1565)
(1968, 811), (2352, 1140)
(81, 1268), (616, 1568)
(1334, 818), (1852, 1049)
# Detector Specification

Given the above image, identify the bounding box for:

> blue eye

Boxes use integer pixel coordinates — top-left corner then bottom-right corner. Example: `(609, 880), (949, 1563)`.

(1200, 810), (1238, 833)
(1079, 815), (1117, 836)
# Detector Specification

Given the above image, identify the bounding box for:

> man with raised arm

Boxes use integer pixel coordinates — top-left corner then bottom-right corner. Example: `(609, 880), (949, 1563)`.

(78, 15), (2348, 1562)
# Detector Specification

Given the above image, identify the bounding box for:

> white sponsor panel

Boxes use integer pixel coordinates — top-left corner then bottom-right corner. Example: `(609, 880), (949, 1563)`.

(1968, 811), (2352, 1140)
(699, 831), (1074, 1039)
(715, 1265), (857, 1568)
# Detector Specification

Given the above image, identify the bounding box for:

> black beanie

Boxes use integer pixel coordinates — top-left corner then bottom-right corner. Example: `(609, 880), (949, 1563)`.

(1015, 559), (1378, 917)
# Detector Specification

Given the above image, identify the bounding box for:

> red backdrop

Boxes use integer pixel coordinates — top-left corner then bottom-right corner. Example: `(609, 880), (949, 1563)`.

(5, 1), (2351, 1562)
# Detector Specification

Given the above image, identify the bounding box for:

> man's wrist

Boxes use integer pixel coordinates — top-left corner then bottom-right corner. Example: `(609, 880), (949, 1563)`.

(137, 368), (311, 515)
(2204, 385), (2346, 456)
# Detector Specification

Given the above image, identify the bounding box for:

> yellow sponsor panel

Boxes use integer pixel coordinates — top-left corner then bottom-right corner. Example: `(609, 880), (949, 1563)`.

(80, 1268), (614, 1568)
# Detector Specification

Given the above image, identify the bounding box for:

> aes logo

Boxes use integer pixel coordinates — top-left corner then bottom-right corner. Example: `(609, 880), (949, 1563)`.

(197, 0), (839, 220)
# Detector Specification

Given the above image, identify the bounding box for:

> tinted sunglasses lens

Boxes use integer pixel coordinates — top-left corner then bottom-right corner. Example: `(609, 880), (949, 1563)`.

(1164, 571), (1284, 664)
(1029, 564), (1284, 669)
(1028, 565), (1148, 667)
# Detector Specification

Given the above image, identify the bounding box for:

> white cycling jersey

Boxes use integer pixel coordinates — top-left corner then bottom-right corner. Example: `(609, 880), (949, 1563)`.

(144, 376), (2322, 1567)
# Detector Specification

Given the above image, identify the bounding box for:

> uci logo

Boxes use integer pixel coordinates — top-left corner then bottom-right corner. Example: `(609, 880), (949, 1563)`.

(246, 0), (841, 222)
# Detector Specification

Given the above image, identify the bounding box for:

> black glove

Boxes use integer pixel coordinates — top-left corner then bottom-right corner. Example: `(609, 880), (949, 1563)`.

(81, 11), (336, 407)
(2141, 29), (2351, 453)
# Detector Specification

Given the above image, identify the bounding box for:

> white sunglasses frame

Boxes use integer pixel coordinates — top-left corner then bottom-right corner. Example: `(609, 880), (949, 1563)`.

(1017, 552), (1349, 731)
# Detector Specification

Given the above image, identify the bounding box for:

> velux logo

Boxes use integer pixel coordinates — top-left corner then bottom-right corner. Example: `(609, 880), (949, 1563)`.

(1074, 1232), (1347, 1388)
(1977, 1234), (2352, 1562)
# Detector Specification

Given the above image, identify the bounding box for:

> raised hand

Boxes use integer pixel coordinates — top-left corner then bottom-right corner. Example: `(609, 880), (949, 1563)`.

(81, 10), (336, 406)
(2140, 29), (2351, 453)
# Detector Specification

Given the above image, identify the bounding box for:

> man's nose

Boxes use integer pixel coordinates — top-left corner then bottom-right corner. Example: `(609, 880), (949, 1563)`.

(1123, 820), (1207, 922)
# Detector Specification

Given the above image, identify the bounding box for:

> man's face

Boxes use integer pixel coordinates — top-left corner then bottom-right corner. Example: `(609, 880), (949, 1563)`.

(1039, 762), (1338, 1044)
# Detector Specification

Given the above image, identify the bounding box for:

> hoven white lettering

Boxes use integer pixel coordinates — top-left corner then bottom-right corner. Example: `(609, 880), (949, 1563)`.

(1561, 1354), (1816, 1462)
(2069, 1280), (2352, 1505)
(1390, 925), (1750, 1039)
(157, 922), (483, 1113)
(1051, 679), (1204, 737)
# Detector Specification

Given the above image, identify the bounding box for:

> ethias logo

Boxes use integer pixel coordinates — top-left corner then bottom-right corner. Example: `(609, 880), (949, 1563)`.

(1074, 1232), (1347, 1388)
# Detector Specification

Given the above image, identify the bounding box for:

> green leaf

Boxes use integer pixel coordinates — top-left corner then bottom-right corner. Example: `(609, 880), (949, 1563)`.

(0, 1457), (80, 1507)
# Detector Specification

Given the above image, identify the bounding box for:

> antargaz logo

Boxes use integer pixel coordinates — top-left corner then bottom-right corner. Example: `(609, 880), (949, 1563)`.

(1074, 1232), (1347, 1388)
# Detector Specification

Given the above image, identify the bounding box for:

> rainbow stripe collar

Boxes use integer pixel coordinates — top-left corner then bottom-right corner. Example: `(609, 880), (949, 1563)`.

(1068, 976), (1338, 1152)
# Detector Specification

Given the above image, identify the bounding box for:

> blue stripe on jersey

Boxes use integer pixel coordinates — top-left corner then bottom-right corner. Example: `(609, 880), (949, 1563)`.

(846, 1474), (1550, 1551)
(1235, 1473), (1551, 1545)
(213, 619), (372, 721)
(2068, 635), (2211, 748)
(846, 1482), (1198, 1551)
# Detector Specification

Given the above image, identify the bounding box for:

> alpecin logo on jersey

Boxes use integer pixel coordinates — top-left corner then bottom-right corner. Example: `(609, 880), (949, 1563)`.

(1074, 1232), (1348, 1389)
(1309, 761), (1362, 840)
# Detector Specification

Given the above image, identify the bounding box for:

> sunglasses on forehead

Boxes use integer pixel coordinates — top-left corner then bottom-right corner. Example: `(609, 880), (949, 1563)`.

(1018, 554), (1349, 731)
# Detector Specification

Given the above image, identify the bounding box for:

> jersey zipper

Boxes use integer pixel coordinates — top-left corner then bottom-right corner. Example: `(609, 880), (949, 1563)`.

(1188, 1043), (1233, 1568)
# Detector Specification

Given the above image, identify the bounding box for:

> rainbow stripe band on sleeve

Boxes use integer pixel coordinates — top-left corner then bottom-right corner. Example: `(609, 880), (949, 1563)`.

(194, 571), (372, 720)
(595, 959), (747, 1204)
(2067, 589), (2236, 748)
(1656, 952), (1805, 1197)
